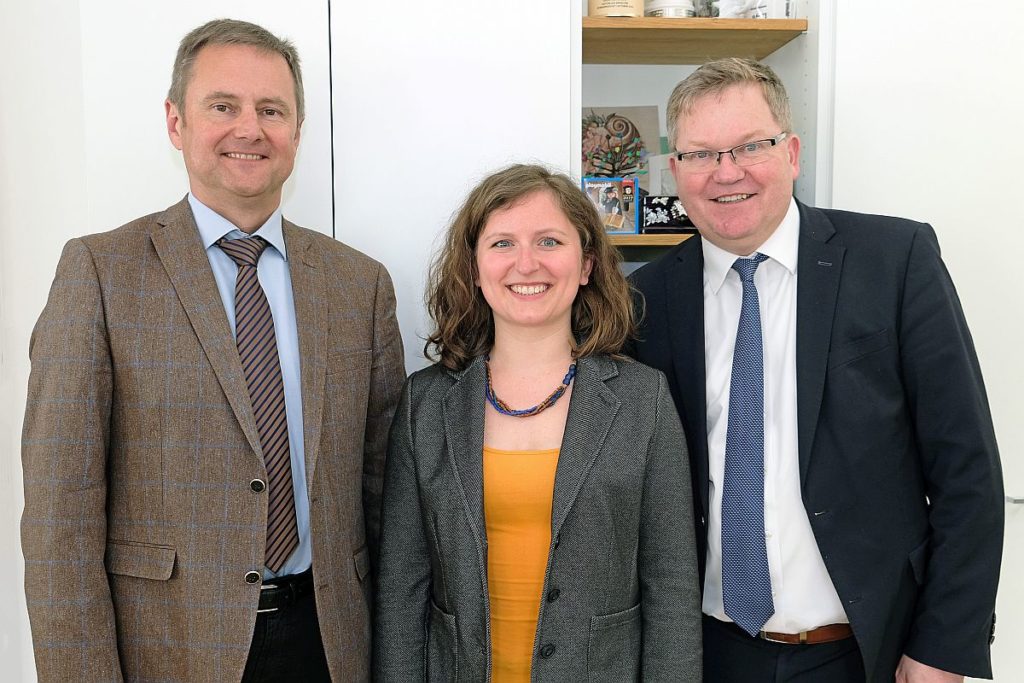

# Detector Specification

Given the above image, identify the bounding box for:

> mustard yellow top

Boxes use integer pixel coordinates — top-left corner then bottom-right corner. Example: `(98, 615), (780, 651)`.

(483, 446), (559, 683)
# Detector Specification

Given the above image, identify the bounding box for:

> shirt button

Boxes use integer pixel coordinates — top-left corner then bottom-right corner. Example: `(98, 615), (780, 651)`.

(540, 643), (555, 658)
(546, 588), (561, 603)
(244, 571), (262, 584)
(250, 479), (266, 493)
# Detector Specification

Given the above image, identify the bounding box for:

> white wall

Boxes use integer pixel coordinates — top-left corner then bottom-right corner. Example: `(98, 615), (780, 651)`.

(831, 1), (1023, 679)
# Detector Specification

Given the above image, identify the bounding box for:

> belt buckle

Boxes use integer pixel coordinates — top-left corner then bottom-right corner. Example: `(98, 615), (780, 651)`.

(257, 581), (280, 614)
(759, 630), (806, 644)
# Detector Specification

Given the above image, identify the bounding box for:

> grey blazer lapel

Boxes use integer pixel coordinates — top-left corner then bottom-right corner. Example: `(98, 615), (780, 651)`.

(284, 222), (328, 489)
(795, 201), (845, 486)
(149, 197), (263, 460)
(550, 356), (621, 541)
(442, 358), (488, 549)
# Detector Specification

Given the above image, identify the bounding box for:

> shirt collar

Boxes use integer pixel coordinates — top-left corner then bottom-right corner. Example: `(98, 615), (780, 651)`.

(702, 197), (799, 294)
(188, 193), (287, 260)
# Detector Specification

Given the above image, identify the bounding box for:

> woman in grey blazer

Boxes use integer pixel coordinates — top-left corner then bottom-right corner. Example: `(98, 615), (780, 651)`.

(374, 165), (701, 682)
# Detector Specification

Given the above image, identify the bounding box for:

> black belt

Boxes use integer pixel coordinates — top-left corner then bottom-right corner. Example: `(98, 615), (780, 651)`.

(257, 567), (314, 613)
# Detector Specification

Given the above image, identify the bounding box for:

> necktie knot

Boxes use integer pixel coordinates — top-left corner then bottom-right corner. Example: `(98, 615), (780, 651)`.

(217, 236), (268, 268)
(731, 252), (768, 283)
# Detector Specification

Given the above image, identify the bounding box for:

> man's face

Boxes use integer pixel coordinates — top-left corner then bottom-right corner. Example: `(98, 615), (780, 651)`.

(166, 44), (301, 219)
(670, 83), (800, 256)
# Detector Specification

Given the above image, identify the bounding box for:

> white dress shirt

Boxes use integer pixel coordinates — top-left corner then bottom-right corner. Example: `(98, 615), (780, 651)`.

(701, 198), (848, 632)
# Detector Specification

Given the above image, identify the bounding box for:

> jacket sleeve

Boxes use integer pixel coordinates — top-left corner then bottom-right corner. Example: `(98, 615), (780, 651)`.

(373, 377), (430, 681)
(21, 239), (125, 682)
(639, 372), (703, 681)
(898, 224), (1003, 677)
(362, 262), (406, 563)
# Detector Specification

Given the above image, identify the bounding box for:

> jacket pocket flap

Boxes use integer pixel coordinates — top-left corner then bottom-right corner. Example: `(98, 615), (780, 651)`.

(828, 328), (893, 370)
(354, 546), (370, 581)
(908, 537), (929, 585)
(105, 540), (176, 581)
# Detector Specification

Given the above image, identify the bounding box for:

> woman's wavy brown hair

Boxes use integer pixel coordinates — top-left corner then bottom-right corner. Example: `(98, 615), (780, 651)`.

(424, 164), (635, 370)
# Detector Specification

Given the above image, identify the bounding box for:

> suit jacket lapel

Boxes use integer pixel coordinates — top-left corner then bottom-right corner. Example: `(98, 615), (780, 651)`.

(550, 356), (620, 541)
(665, 239), (710, 517)
(150, 197), (263, 460)
(442, 359), (488, 549)
(795, 202), (844, 486)
(284, 222), (328, 490)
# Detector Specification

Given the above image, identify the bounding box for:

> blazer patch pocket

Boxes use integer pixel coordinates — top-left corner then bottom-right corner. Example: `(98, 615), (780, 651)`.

(588, 603), (641, 681)
(827, 328), (893, 370)
(105, 539), (176, 581)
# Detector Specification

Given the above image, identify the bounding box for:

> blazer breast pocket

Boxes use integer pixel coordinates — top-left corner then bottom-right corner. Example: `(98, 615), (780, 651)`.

(326, 348), (371, 377)
(105, 539), (176, 581)
(827, 328), (893, 371)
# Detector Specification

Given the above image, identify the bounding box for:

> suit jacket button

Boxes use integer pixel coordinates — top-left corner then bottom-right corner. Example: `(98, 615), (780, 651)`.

(540, 644), (555, 658)
(250, 479), (266, 493)
(546, 588), (560, 602)
(244, 571), (261, 584)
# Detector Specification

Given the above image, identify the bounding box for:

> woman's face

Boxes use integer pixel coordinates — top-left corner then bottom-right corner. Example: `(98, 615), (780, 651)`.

(475, 190), (592, 339)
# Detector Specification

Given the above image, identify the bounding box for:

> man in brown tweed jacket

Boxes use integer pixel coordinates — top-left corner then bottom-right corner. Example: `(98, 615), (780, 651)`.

(21, 18), (405, 682)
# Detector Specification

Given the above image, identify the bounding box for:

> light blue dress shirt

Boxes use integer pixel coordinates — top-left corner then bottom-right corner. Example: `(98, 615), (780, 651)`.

(189, 194), (311, 579)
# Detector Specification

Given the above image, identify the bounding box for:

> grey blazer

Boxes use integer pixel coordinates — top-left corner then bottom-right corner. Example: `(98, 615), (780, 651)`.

(374, 355), (701, 682)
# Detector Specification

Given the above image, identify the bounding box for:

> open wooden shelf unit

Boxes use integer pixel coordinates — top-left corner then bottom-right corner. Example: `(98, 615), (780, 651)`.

(582, 17), (808, 65)
(608, 233), (694, 247)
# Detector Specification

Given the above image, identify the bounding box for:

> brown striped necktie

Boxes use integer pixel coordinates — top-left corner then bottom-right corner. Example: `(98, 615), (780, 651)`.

(217, 236), (299, 573)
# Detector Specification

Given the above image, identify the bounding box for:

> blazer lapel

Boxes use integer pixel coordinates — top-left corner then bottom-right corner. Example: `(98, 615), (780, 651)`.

(795, 202), (844, 486)
(665, 239), (710, 517)
(150, 197), (263, 460)
(284, 222), (328, 489)
(550, 356), (621, 541)
(442, 359), (488, 549)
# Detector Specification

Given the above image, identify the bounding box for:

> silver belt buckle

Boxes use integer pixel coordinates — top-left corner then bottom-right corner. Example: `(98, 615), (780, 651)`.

(257, 582), (280, 613)
(759, 630), (798, 644)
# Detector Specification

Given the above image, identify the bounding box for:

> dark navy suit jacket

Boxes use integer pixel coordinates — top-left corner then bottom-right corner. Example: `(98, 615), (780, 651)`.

(629, 200), (1003, 681)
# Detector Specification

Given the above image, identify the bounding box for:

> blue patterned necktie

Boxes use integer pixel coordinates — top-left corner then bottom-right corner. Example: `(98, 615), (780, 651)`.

(721, 252), (775, 636)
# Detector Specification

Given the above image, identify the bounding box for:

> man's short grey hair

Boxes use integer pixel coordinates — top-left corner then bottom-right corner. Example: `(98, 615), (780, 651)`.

(666, 57), (792, 149)
(168, 18), (304, 123)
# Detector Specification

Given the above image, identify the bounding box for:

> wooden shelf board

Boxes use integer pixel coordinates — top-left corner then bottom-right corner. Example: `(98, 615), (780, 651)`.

(583, 17), (808, 64)
(609, 233), (695, 247)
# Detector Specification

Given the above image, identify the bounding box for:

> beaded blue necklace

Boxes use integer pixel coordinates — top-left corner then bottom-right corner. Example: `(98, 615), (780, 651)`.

(484, 356), (577, 418)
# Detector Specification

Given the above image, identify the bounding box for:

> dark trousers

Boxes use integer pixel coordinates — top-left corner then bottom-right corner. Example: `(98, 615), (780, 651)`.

(241, 586), (331, 682)
(703, 615), (866, 683)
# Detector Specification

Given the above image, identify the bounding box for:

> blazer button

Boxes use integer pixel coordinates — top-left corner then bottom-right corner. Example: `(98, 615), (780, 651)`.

(244, 571), (262, 584)
(539, 643), (555, 658)
(250, 479), (266, 493)
(546, 588), (560, 602)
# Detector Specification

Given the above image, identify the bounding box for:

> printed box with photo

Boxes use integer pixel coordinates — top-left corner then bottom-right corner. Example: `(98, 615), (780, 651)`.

(582, 176), (639, 235)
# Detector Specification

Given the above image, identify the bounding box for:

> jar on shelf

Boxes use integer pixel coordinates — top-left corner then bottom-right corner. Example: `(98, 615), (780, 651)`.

(645, 0), (696, 17)
(589, 0), (644, 17)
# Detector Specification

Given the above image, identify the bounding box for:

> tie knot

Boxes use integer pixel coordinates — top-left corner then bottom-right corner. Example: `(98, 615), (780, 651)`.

(217, 236), (269, 268)
(731, 252), (768, 282)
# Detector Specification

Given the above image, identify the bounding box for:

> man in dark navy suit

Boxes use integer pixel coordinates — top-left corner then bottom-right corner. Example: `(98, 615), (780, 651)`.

(630, 57), (1003, 682)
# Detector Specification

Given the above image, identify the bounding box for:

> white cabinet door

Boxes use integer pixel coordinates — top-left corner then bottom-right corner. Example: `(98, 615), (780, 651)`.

(330, 1), (574, 371)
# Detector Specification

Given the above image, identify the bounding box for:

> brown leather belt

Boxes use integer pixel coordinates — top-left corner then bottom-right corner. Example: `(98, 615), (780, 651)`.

(759, 623), (853, 645)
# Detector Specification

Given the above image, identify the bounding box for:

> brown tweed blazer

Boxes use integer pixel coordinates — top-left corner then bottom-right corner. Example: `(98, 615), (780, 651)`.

(21, 197), (406, 682)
